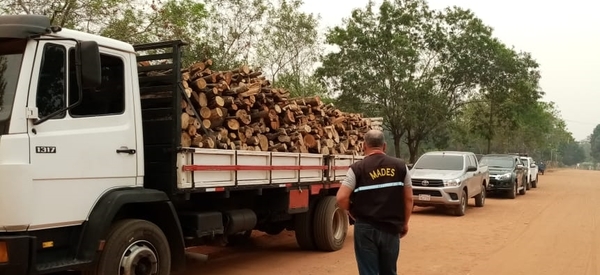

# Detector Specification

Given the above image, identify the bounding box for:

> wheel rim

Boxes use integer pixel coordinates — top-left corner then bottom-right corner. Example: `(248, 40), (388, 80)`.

(120, 240), (159, 275)
(332, 207), (346, 240)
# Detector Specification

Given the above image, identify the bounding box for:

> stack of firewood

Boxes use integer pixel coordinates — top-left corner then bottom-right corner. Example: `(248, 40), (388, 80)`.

(175, 59), (372, 156)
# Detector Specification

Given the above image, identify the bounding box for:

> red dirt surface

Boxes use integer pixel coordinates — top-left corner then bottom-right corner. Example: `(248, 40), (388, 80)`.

(53, 169), (600, 275)
(182, 169), (600, 275)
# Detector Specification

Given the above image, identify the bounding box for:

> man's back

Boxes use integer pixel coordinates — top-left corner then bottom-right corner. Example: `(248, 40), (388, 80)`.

(350, 153), (408, 234)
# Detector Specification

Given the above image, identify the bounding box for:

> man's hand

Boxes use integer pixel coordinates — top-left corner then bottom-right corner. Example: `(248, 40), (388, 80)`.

(400, 223), (409, 238)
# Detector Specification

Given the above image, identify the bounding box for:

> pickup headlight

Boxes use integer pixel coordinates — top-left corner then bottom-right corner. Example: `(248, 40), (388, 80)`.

(496, 173), (512, 180)
(443, 179), (461, 187)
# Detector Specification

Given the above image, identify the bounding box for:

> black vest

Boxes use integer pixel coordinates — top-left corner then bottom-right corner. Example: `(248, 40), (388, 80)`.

(349, 153), (408, 235)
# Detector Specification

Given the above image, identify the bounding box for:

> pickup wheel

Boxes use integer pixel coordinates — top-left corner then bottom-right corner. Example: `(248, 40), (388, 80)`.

(508, 182), (517, 199)
(532, 178), (538, 188)
(474, 185), (485, 207)
(519, 181), (527, 195)
(313, 196), (349, 251)
(83, 219), (171, 275)
(452, 189), (467, 216)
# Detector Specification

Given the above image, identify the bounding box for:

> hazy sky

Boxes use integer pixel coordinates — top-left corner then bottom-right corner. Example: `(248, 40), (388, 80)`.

(300, 0), (599, 140)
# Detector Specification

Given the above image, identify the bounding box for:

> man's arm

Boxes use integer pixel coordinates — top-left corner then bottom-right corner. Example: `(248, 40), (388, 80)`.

(336, 168), (356, 211)
(403, 165), (414, 225)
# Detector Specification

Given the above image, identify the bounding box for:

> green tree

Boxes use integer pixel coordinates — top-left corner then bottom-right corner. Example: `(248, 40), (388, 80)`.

(558, 142), (585, 166)
(589, 124), (600, 162)
(316, 0), (503, 162)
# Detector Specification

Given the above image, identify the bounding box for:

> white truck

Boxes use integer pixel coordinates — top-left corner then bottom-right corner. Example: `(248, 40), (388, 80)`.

(0, 15), (364, 275)
(520, 156), (539, 189)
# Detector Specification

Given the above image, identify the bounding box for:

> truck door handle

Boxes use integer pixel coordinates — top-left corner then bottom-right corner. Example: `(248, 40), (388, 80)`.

(116, 147), (136, 154)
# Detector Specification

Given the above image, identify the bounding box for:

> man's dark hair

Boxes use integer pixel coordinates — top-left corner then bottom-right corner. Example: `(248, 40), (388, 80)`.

(364, 130), (385, 148)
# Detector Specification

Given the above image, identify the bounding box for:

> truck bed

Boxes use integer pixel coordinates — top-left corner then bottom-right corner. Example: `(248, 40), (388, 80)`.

(178, 148), (363, 191)
(133, 40), (364, 195)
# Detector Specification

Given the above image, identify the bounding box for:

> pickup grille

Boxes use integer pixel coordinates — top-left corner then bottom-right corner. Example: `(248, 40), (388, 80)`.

(412, 179), (444, 187)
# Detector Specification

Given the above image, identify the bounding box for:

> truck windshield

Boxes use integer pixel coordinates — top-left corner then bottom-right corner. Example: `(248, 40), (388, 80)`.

(480, 157), (513, 168)
(413, 155), (464, 170)
(0, 38), (26, 135)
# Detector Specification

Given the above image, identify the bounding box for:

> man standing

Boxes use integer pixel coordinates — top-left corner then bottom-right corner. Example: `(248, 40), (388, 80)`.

(336, 130), (413, 275)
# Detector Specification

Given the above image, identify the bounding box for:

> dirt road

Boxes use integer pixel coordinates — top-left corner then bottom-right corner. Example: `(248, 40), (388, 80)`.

(181, 169), (600, 275)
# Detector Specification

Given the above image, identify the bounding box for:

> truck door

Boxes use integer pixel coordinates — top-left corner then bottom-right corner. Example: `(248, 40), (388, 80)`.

(26, 41), (138, 230)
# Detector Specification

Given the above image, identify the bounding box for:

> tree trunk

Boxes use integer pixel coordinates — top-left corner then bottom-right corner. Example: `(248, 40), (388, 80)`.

(407, 137), (420, 164)
(393, 133), (402, 158)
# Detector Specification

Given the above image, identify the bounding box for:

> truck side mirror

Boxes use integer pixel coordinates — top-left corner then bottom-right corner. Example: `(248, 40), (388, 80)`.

(76, 40), (101, 89)
(466, 166), (477, 172)
(517, 164), (524, 170)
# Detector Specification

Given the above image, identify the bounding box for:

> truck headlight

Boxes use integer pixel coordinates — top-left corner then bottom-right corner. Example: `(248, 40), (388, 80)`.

(443, 179), (461, 187)
(497, 173), (511, 180)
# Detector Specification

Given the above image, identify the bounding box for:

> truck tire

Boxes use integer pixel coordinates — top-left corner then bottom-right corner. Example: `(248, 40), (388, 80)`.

(526, 179), (531, 190)
(452, 189), (467, 216)
(294, 199), (318, 250)
(313, 196), (348, 251)
(508, 182), (517, 199)
(84, 219), (171, 275)
(532, 178), (538, 188)
(474, 185), (485, 207)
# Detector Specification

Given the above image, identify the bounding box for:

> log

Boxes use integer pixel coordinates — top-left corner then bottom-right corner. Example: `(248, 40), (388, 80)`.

(171, 62), (373, 154)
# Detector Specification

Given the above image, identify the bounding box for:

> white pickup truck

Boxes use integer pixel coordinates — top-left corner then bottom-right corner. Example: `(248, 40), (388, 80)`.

(520, 156), (539, 189)
(409, 151), (489, 216)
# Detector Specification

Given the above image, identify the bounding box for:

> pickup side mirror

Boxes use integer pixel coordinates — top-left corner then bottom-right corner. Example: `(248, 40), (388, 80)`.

(77, 40), (101, 89)
(466, 165), (477, 172)
(516, 164), (524, 170)
(530, 164), (536, 168)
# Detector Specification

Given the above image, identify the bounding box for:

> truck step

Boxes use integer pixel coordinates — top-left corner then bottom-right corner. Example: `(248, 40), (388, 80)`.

(36, 259), (90, 273)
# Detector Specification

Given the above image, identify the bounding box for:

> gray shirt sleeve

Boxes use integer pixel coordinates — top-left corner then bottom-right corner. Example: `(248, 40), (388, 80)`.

(404, 165), (412, 187)
(341, 168), (357, 190)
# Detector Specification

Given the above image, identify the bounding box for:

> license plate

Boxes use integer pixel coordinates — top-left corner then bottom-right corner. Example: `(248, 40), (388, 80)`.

(418, 194), (431, 201)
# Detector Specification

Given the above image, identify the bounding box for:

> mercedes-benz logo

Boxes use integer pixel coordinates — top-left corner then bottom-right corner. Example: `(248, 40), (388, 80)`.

(422, 180), (429, 186)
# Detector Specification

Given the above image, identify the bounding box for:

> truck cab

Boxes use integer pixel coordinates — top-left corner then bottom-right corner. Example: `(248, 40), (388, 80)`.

(0, 15), (359, 275)
(410, 151), (489, 216)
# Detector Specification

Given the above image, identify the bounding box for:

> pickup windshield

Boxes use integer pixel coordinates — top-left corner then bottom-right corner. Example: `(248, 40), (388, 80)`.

(480, 157), (513, 168)
(413, 155), (464, 170)
(0, 38), (26, 135)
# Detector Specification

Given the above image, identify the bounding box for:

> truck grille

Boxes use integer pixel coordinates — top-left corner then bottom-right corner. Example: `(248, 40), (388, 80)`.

(412, 179), (444, 187)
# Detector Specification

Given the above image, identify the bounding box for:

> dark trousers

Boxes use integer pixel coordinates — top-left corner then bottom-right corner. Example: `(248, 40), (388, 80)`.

(353, 221), (400, 275)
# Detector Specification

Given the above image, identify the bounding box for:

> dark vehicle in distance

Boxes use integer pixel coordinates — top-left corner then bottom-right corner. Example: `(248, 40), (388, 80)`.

(480, 154), (527, 199)
(538, 162), (546, 175)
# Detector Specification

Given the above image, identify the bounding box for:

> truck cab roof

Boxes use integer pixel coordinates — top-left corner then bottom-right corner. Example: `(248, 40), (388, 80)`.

(0, 14), (134, 53)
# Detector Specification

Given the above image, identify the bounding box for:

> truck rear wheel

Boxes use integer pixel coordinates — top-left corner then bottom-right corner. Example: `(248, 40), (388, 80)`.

(313, 196), (348, 251)
(294, 198), (318, 250)
(84, 219), (171, 275)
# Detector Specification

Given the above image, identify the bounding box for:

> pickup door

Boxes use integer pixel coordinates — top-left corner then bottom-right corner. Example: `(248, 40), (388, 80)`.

(465, 154), (484, 196)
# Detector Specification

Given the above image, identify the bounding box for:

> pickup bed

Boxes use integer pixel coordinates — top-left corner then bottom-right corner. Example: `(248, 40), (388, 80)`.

(410, 151), (489, 216)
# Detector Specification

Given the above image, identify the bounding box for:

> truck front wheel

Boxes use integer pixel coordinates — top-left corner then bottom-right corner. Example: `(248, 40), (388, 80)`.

(313, 196), (348, 251)
(84, 219), (171, 275)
